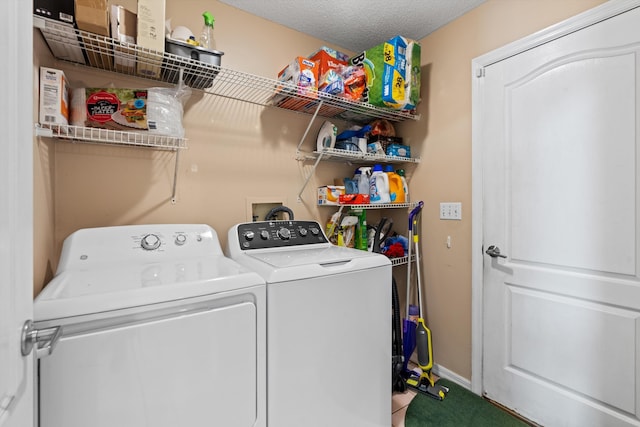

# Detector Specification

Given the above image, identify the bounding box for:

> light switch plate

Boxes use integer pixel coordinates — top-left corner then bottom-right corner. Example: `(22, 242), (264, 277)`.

(440, 202), (462, 220)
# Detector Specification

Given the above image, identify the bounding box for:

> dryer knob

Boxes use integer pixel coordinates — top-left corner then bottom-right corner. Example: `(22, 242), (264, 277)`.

(243, 230), (255, 241)
(175, 234), (187, 246)
(141, 234), (161, 250)
(277, 227), (291, 240)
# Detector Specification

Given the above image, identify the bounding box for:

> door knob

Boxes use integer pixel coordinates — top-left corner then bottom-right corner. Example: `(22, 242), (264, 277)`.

(485, 245), (507, 259)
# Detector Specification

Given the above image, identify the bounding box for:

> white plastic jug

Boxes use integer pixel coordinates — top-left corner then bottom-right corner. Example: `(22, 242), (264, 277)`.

(369, 164), (390, 204)
(358, 167), (372, 195)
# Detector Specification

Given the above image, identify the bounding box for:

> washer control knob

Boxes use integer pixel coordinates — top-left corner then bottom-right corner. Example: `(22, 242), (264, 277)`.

(141, 234), (161, 250)
(175, 234), (187, 246)
(260, 230), (270, 240)
(298, 227), (308, 237)
(309, 226), (320, 236)
(277, 227), (291, 240)
(243, 230), (255, 241)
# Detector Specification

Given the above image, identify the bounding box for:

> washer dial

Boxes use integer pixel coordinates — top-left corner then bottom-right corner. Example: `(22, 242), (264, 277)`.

(277, 227), (291, 240)
(141, 234), (161, 250)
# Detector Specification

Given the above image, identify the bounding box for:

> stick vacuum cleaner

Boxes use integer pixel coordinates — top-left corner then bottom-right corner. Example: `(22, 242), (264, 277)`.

(403, 202), (449, 400)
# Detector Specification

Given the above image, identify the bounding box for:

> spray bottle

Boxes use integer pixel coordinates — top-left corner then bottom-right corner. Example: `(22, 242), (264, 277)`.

(200, 11), (216, 50)
(357, 166), (372, 195)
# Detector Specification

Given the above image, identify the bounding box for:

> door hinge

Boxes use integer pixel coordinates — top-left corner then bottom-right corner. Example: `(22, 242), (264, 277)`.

(476, 67), (485, 78)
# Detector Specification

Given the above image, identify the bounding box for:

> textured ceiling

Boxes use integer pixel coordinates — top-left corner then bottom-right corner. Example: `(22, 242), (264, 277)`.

(219, 0), (487, 52)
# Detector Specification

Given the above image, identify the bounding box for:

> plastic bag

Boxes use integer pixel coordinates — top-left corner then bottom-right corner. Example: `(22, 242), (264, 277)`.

(147, 84), (192, 138)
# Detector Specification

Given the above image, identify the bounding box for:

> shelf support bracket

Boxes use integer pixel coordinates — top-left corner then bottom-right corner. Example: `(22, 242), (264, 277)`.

(296, 100), (324, 153)
(171, 149), (180, 204)
(297, 149), (326, 201)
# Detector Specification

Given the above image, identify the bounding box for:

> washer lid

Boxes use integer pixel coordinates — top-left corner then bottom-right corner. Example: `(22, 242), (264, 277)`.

(240, 245), (391, 283)
(34, 255), (265, 322)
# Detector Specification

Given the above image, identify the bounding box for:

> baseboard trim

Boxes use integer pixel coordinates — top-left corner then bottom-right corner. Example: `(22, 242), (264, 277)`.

(432, 364), (473, 392)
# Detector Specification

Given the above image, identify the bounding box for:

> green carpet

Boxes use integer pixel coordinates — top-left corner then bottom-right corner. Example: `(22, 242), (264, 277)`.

(405, 380), (529, 427)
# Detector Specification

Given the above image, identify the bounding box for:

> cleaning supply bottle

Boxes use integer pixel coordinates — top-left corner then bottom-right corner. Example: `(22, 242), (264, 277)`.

(384, 165), (405, 203)
(357, 166), (372, 195)
(316, 121), (337, 151)
(352, 168), (362, 193)
(397, 169), (409, 203)
(369, 164), (390, 204)
(199, 11), (216, 50)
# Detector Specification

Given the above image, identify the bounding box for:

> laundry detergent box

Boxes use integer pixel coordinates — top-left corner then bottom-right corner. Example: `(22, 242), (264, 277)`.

(39, 67), (70, 127)
(308, 47), (349, 95)
(350, 35), (421, 110)
(71, 88), (149, 130)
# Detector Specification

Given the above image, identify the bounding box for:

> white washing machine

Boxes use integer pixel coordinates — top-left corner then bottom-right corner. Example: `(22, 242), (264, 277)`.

(33, 224), (266, 427)
(226, 220), (392, 427)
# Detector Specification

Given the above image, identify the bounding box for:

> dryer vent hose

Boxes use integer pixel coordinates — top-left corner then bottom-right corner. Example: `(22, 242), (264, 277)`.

(264, 206), (294, 221)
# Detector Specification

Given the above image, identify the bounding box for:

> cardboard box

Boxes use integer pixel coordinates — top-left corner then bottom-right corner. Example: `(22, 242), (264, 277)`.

(350, 35), (421, 110)
(277, 57), (319, 98)
(317, 186), (345, 206)
(136, 0), (165, 79)
(34, 0), (75, 25)
(39, 19), (88, 65)
(111, 4), (137, 74)
(39, 67), (70, 126)
(75, 0), (112, 69)
(309, 48), (348, 95)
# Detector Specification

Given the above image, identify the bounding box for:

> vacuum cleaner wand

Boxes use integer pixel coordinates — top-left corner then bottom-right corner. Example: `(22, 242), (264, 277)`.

(404, 201), (449, 401)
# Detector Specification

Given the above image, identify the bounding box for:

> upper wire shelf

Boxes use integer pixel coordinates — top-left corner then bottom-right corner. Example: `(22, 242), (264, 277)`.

(34, 16), (420, 124)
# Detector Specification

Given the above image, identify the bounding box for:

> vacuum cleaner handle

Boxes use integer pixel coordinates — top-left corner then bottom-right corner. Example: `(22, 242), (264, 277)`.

(408, 201), (424, 231)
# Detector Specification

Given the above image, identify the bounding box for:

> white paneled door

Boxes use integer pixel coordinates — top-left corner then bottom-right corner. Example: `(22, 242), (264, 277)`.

(0, 0), (34, 426)
(474, 1), (640, 426)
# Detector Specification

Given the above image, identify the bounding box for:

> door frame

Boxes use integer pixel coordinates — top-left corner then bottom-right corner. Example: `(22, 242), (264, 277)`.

(470, 0), (640, 396)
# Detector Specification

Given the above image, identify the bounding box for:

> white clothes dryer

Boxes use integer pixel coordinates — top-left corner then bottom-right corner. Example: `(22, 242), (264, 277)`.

(34, 224), (266, 427)
(226, 220), (392, 427)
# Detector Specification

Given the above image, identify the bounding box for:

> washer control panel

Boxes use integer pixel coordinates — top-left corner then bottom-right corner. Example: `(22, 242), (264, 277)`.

(55, 224), (223, 274)
(236, 221), (328, 250)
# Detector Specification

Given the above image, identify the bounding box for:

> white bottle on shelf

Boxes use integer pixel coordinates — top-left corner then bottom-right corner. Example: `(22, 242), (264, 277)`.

(369, 164), (390, 204)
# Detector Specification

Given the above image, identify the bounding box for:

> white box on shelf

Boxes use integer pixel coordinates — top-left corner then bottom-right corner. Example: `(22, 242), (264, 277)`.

(136, 0), (165, 79)
(39, 67), (69, 126)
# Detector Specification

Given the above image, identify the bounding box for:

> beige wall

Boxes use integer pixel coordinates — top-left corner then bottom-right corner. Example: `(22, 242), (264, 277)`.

(33, 0), (607, 380)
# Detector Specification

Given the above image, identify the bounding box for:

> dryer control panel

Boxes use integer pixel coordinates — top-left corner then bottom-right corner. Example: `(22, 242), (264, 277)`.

(235, 221), (328, 250)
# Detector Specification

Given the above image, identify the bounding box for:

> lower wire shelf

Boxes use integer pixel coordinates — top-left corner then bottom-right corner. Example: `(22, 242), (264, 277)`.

(35, 123), (188, 150)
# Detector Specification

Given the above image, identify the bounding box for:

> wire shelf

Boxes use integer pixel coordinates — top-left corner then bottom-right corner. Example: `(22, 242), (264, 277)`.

(390, 255), (415, 267)
(318, 202), (417, 209)
(302, 148), (421, 164)
(34, 16), (420, 124)
(35, 124), (187, 150)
